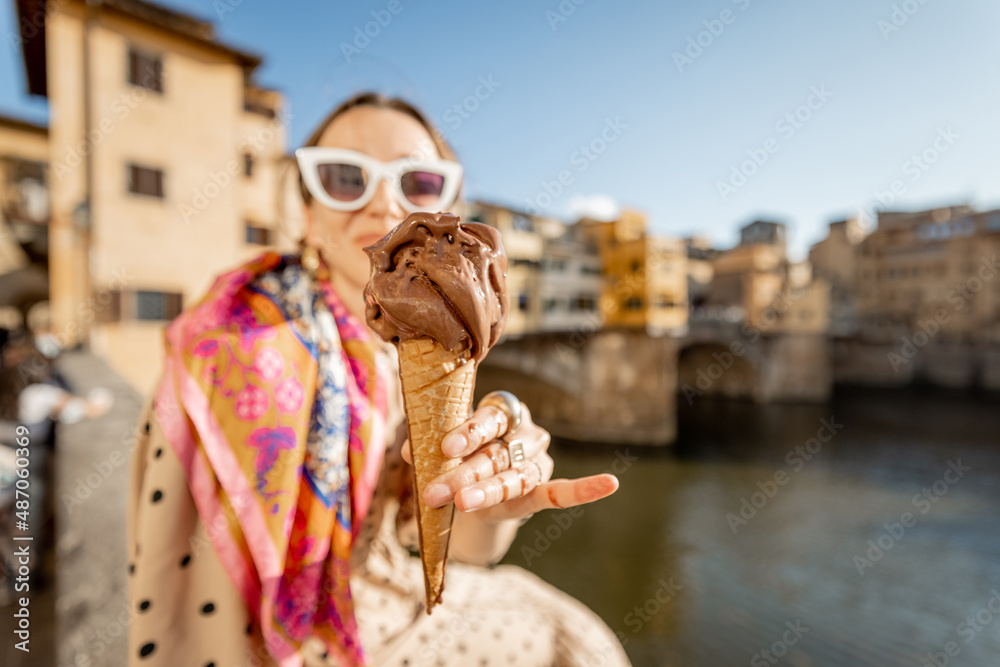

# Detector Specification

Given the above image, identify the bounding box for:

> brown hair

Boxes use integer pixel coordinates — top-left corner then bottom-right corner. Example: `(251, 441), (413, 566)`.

(296, 92), (459, 207)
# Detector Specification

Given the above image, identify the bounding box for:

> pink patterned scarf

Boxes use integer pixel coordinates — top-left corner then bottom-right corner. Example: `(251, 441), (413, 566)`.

(154, 251), (388, 666)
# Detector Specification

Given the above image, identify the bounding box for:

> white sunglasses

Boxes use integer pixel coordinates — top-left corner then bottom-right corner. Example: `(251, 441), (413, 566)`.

(295, 147), (463, 213)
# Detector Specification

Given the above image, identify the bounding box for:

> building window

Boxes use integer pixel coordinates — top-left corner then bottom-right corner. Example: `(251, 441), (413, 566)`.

(128, 48), (163, 93)
(953, 218), (975, 236)
(246, 223), (272, 245)
(100, 290), (181, 322)
(136, 290), (183, 321)
(656, 295), (678, 308)
(518, 293), (529, 312)
(127, 164), (164, 198)
(243, 153), (254, 177)
(512, 213), (534, 232)
(544, 298), (559, 312)
(624, 297), (643, 310)
(988, 214), (1000, 231)
(97, 290), (123, 323)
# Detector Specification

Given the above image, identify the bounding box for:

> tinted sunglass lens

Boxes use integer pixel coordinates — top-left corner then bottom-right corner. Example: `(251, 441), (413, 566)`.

(317, 163), (367, 202)
(401, 171), (445, 206)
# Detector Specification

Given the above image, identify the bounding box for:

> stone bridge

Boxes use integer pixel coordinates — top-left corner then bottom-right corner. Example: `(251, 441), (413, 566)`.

(476, 322), (830, 446)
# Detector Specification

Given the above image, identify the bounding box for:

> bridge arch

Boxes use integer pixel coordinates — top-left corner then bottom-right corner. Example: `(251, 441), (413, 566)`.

(677, 342), (758, 402)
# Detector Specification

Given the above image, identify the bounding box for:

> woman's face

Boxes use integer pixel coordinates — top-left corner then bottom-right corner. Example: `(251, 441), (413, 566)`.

(303, 105), (443, 292)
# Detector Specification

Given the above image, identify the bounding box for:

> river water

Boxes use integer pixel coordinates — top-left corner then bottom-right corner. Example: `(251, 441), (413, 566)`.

(501, 387), (1000, 667)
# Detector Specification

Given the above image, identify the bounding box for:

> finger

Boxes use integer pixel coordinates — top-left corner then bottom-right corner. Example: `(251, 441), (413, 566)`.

(440, 404), (512, 458)
(455, 456), (549, 512)
(423, 442), (511, 509)
(401, 439), (412, 464)
(491, 474), (619, 520)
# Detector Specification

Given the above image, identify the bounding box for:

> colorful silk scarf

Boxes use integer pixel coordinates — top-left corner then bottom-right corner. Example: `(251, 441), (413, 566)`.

(154, 252), (389, 666)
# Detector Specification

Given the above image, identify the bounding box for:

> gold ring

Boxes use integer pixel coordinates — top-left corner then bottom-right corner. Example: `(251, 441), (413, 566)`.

(505, 438), (526, 465)
(478, 390), (522, 435)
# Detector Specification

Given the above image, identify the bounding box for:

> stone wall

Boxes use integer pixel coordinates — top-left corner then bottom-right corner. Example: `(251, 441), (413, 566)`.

(758, 334), (832, 403)
(834, 338), (1000, 390)
(478, 330), (678, 446)
(55, 351), (141, 667)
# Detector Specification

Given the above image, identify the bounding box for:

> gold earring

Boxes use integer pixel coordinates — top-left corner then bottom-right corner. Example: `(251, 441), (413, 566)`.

(302, 244), (320, 274)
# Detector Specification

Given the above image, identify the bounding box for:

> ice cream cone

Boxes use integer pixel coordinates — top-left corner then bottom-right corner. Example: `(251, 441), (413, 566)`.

(397, 337), (476, 612)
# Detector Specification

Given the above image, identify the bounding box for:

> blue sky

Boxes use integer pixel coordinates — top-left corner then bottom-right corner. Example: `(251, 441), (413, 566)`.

(2, 0), (999, 259)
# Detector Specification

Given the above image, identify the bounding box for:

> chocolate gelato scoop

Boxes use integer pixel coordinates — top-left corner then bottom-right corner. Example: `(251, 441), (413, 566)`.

(364, 212), (509, 362)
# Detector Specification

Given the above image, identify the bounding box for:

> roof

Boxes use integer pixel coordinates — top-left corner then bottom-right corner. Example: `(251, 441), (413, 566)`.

(16, 0), (262, 98)
(0, 113), (48, 136)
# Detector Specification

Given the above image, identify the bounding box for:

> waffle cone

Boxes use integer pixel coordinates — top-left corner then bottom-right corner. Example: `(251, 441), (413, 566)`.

(397, 337), (476, 613)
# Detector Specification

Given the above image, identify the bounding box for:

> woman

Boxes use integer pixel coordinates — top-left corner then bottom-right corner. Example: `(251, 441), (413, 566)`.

(127, 92), (630, 667)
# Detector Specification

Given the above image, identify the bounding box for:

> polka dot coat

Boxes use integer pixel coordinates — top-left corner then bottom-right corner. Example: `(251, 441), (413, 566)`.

(126, 374), (630, 667)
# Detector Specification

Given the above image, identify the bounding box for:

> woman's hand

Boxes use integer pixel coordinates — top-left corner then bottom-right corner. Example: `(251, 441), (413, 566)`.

(401, 399), (619, 523)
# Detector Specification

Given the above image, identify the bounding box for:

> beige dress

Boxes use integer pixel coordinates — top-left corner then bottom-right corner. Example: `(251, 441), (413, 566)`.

(126, 368), (630, 667)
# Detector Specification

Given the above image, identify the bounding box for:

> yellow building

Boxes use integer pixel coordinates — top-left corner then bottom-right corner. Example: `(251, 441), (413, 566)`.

(15, 0), (296, 393)
(809, 218), (865, 335)
(776, 262), (830, 334)
(581, 209), (688, 335)
(857, 206), (1000, 344)
(707, 220), (828, 334)
(0, 114), (50, 324)
(462, 201), (568, 338)
(684, 236), (717, 311)
(708, 241), (785, 328)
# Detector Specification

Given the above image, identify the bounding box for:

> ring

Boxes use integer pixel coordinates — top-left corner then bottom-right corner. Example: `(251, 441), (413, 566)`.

(477, 390), (522, 436)
(504, 438), (526, 465)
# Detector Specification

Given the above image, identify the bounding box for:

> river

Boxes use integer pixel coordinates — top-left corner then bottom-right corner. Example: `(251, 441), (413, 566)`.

(501, 387), (1000, 666)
